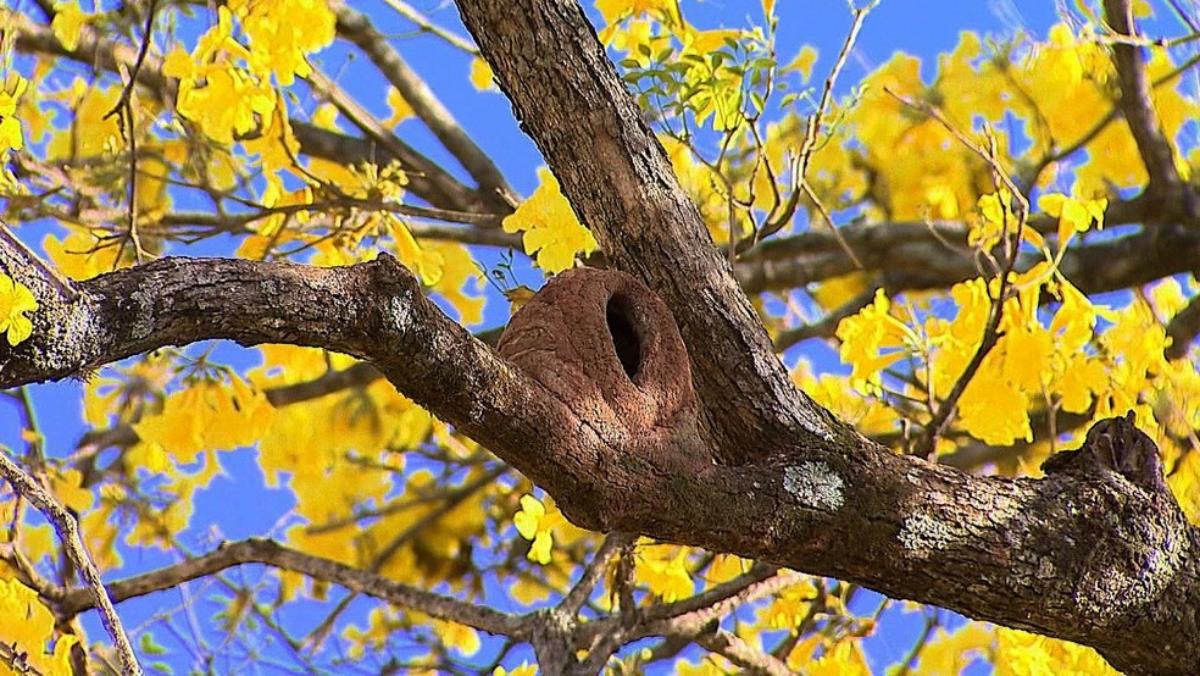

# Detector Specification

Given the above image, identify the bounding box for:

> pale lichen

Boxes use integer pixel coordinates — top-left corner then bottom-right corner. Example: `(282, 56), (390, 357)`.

(783, 462), (844, 511)
(387, 295), (412, 332)
(898, 513), (959, 555)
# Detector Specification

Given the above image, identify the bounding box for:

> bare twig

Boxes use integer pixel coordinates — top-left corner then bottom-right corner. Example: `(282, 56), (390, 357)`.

(0, 452), (141, 675)
(56, 538), (524, 638)
(755, 1), (876, 243)
(382, 0), (479, 54)
(559, 532), (634, 615)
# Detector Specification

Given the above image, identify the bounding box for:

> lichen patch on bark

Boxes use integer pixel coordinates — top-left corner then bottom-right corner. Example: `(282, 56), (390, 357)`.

(783, 462), (844, 511)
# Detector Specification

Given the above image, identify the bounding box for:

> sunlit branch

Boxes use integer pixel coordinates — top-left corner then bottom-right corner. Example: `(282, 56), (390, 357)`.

(54, 538), (525, 638)
(0, 453), (141, 674)
(333, 1), (515, 205)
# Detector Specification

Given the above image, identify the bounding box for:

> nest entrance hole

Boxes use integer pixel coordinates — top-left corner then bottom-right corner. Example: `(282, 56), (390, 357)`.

(606, 294), (642, 380)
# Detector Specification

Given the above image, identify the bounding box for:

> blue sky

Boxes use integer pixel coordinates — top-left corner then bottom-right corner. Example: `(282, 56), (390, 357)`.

(2, 0), (1148, 672)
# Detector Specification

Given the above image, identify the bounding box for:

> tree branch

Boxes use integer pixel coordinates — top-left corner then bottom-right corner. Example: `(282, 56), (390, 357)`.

(3, 9), (500, 215)
(5, 3), (1200, 673)
(1166, 290), (1200, 359)
(454, 0), (845, 464)
(332, 1), (515, 205)
(1103, 0), (1198, 216)
(0, 452), (141, 674)
(0, 230), (1196, 675)
(55, 538), (524, 638)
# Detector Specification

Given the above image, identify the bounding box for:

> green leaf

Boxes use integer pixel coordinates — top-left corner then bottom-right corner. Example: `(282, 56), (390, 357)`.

(140, 632), (169, 656)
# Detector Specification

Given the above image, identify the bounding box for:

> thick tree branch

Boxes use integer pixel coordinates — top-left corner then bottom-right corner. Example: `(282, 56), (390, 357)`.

(6, 3), (1200, 673)
(455, 0), (845, 463)
(1, 251), (1196, 673)
(1103, 0), (1198, 216)
(741, 220), (1200, 305)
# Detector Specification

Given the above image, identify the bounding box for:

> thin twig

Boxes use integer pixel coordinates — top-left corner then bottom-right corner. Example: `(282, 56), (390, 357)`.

(916, 132), (1023, 458)
(884, 88), (1030, 222)
(559, 532), (634, 615)
(749, 0), (877, 248)
(381, 0), (479, 54)
(0, 452), (141, 674)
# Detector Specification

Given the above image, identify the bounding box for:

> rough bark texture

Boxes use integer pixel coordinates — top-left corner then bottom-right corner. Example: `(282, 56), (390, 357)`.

(2, 0), (1199, 673)
(453, 0), (844, 465)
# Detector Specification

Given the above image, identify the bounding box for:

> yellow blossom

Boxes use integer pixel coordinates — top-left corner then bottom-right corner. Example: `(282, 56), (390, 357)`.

(513, 494), (554, 564)
(0, 273), (38, 346)
(0, 577), (79, 674)
(0, 74), (29, 154)
(502, 167), (598, 273)
(493, 663), (537, 676)
(52, 2), (89, 51)
(470, 57), (496, 91)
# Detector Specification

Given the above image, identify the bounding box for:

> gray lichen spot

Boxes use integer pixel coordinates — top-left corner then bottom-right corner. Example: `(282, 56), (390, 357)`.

(128, 290), (156, 341)
(898, 513), (959, 555)
(783, 462), (844, 511)
(387, 295), (412, 332)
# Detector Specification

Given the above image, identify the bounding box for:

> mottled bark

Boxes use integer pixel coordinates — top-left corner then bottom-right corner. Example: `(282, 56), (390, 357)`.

(2, 252), (1197, 673)
(1, 0), (1199, 673)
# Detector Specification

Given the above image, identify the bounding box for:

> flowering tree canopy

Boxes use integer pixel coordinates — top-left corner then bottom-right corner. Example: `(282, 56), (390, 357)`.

(2, 0), (1200, 673)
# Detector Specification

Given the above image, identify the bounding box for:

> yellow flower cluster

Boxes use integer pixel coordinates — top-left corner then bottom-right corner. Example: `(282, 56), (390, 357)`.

(502, 167), (598, 273)
(0, 577), (78, 675)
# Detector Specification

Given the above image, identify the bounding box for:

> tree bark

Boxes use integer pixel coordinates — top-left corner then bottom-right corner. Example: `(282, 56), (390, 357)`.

(1, 1), (1198, 673)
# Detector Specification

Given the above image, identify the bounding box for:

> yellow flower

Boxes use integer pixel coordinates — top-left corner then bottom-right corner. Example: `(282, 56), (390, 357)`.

(52, 2), (89, 51)
(513, 494), (554, 564)
(0, 273), (38, 346)
(595, 0), (678, 25)
(0, 74), (29, 154)
(384, 88), (413, 126)
(634, 543), (695, 602)
(493, 663), (537, 676)
(835, 289), (915, 391)
(502, 167), (597, 273)
(1037, 192), (1107, 248)
(470, 57), (495, 91)
(0, 577), (79, 673)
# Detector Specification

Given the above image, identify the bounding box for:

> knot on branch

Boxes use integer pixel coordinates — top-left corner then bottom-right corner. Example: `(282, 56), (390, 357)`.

(498, 267), (701, 464)
(1041, 412), (1166, 493)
